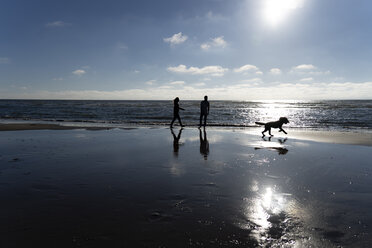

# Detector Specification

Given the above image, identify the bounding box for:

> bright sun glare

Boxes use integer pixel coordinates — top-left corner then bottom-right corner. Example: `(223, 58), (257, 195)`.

(263, 0), (304, 26)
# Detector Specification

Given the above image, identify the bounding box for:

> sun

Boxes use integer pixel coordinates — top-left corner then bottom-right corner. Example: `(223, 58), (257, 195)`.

(263, 0), (304, 26)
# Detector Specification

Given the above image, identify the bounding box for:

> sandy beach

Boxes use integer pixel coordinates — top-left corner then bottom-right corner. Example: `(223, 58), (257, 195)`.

(1, 125), (371, 247)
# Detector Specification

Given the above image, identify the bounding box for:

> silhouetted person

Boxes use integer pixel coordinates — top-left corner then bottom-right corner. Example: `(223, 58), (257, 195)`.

(199, 128), (209, 160)
(170, 97), (185, 128)
(199, 96), (210, 128)
(171, 128), (183, 157)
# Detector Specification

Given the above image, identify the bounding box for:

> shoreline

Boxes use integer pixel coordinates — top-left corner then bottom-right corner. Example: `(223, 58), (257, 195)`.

(1, 122), (372, 147)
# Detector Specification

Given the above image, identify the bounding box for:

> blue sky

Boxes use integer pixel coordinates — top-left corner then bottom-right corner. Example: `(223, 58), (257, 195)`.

(1, 0), (372, 100)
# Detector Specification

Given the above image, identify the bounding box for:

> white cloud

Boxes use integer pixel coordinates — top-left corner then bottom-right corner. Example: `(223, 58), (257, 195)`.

(46, 21), (70, 27)
(269, 68), (282, 75)
(145, 80), (156, 85)
(167, 64), (228, 77)
(0, 57), (10, 64)
(201, 43), (211, 50)
(239, 78), (263, 84)
(300, 77), (313, 82)
(163, 32), (188, 45)
(293, 64), (316, 71)
(53, 77), (64, 81)
(332, 77), (345, 82)
(234, 64), (259, 73)
(290, 64), (330, 75)
(72, 69), (86, 76)
(201, 36), (227, 50)
(158, 85), (172, 90)
(194, 82), (206, 87)
(170, 81), (186, 85)
(6, 81), (372, 100)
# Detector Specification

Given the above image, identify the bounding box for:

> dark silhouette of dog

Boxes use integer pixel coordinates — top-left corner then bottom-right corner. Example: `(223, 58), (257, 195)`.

(255, 117), (289, 137)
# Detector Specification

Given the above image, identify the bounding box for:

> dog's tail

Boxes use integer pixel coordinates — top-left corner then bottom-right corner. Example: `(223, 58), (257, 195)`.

(255, 122), (265, 126)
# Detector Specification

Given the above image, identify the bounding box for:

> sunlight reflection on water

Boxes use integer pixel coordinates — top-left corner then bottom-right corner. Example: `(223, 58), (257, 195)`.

(241, 182), (304, 246)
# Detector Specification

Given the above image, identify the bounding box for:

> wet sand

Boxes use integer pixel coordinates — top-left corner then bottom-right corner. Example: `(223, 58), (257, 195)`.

(0, 127), (371, 247)
(0, 123), (112, 131)
(1, 123), (372, 146)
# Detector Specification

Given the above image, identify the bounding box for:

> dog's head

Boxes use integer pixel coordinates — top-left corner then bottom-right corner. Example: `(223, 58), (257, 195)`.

(279, 117), (289, 124)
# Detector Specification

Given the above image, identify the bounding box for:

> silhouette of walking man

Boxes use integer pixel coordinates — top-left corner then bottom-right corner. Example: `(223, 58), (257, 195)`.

(170, 97), (185, 128)
(199, 96), (210, 128)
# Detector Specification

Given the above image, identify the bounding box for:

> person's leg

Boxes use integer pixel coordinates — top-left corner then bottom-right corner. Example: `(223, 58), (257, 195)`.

(203, 114), (207, 127)
(199, 113), (203, 127)
(177, 115), (184, 127)
(170, 116), (176, 127)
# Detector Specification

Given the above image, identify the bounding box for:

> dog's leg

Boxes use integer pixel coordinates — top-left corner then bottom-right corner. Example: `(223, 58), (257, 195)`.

(262, 127), (268, 137)
(268, 128), (273, 136)
(280, 128), (287, 134)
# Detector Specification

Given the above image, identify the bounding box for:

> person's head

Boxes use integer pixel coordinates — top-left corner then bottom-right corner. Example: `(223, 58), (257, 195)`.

(174, 97), (179, 103)
(204, 95), (208, 101)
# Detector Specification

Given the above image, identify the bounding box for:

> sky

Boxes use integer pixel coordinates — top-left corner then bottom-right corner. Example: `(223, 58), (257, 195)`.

(1, 0), (372, 100)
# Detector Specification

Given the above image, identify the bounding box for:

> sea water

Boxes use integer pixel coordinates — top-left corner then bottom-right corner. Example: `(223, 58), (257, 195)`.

(0, 100), (371, 131)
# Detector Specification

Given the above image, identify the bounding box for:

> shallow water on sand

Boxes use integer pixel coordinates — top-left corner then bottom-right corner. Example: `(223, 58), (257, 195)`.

(0, 128), (371, 247)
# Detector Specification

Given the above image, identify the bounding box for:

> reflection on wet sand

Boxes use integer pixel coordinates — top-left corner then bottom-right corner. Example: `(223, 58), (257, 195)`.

(199, 128), (209, 159)
(2, 127), (370, 247)
(255, 137), (289, 155)
(242, 183), (302, 246)
(171, 128), (183, 157)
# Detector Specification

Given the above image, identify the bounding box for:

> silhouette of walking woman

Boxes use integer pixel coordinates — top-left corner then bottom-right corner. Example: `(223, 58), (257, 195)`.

(170, 97), (185, 128)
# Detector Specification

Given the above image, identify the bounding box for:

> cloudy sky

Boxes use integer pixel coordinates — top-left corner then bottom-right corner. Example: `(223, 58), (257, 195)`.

(1, 0), (372, 100)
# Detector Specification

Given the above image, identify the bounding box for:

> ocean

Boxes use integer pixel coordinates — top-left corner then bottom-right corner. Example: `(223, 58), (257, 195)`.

(0, 99), (371, 131)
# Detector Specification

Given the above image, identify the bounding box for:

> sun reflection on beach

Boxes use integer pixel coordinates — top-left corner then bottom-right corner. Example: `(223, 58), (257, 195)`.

(251, 187), (286, 227)
(241, 183), (302, 246)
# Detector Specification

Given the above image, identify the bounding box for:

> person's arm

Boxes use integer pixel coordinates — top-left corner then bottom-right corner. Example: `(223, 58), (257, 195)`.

(207, 102), (210, 114)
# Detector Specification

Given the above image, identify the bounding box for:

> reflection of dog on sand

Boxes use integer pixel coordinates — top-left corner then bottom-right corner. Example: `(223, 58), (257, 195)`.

(255, 117), (289, 137)
(254, 137), (289, 155)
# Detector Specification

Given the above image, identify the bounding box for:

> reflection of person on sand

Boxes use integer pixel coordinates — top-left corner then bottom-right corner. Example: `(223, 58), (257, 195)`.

(170, 97), (185, 128)
(171, 128), (183, 157)
(199, 128), (209, 159)
(199, 96), (210, 128)
(255, 137), (288, 155)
